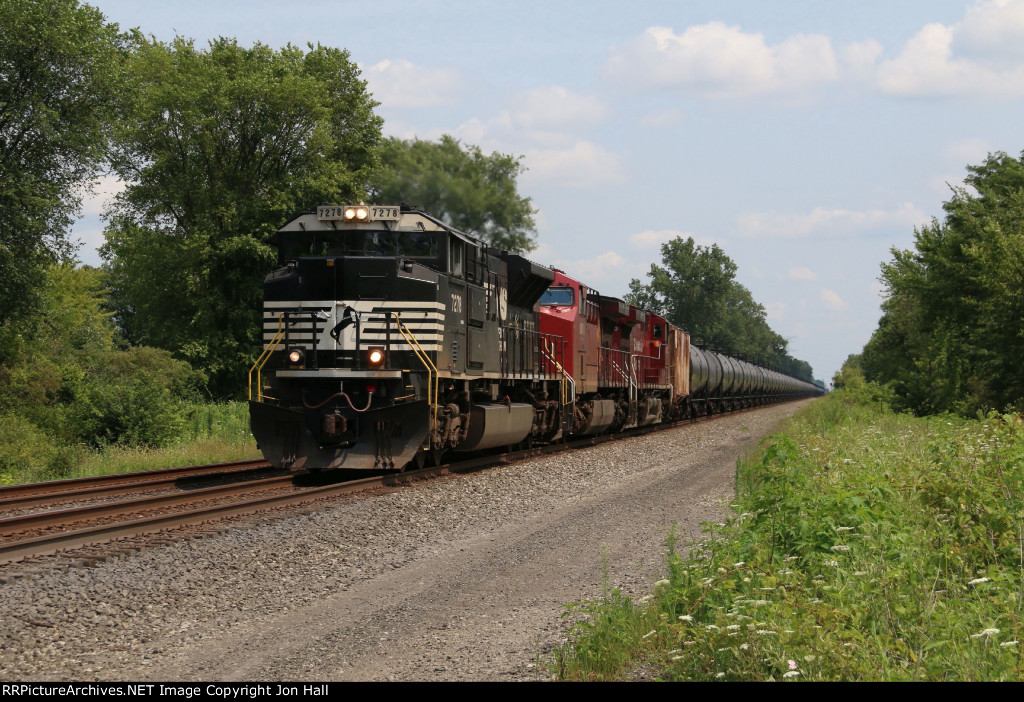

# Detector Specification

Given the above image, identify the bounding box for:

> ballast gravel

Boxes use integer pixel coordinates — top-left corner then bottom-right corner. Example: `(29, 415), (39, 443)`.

(0, 400), (811, 681)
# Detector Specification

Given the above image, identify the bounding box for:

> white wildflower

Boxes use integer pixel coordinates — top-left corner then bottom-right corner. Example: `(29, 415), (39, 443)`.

(853, 571), (867, 576)
(783, 671), (801, 678)
(679, 615), (693, 622)
(756, 630), (777, 635)
(715, 672), (725, 678)
(824, 560), (840, 567)
(726, 625), (741, 631)
(642, 630), (657, 640)
(835, 526), (855, 532)
(671, 655), (685, 661)
(733, 561), (746, 567)
(1000, 641), (1019, 647)
(830, 545), (851, 552)
(706, 624), (720, 631)
(968, 577), (992, 586)
(970, 628), (1000, 639)
(739, 643), (750, 650)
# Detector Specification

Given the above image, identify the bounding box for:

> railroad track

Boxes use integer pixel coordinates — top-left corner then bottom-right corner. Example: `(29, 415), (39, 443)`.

(0, 458), (279, 510)
(0, 401), (801, 574)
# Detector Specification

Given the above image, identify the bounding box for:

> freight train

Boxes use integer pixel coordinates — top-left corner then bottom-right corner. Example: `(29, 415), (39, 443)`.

(248, 204), (822, 471)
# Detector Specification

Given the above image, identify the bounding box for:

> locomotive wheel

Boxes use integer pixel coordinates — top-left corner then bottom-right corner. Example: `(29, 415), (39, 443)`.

(428, 447), (445, 467)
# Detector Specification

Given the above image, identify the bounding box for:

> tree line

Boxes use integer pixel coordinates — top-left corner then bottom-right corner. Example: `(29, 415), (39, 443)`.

(838, 151), (1024, 416)
(626, 238), (816, 383)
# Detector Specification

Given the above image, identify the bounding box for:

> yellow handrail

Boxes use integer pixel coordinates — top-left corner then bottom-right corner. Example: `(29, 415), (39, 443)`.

(541, 338), (574, 408)
(248, 313), (285, 401)
(391, 312), (439, 439)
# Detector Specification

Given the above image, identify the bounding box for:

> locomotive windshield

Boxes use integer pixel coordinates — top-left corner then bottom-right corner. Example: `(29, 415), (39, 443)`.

(540, 286), (574, 306)
(284, 230), (439, 259)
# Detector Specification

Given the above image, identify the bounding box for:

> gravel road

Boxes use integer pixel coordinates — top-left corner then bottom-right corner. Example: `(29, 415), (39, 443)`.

(0, 400), (811, 681)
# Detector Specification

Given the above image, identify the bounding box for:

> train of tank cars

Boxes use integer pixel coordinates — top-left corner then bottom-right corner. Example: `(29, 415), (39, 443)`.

(248, 204), (823, 472)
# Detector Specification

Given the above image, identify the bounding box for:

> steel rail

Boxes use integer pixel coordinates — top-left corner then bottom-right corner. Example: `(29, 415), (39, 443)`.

(0, 458), (269, 502)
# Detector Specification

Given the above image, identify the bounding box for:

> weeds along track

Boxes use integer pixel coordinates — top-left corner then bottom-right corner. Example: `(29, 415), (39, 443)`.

(0, 401), (804, 578)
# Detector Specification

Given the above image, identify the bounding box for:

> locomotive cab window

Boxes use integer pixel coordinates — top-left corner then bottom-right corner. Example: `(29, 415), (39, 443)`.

(653, 323), (662, 339)
(282, 231), (438, 259)
(540, 286), (574, 306)
(449, 237), (464, 277)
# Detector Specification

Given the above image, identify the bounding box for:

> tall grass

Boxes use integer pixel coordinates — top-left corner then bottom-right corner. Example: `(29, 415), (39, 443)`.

(553, 390), (1024, 681)
(0, 401), (259, 485)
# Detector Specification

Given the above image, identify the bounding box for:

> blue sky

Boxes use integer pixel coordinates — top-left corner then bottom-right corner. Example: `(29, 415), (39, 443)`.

(73, 0), (1024, 383)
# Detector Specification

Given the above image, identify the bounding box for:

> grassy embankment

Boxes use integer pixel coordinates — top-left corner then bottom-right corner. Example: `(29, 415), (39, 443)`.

(553, 389), (1024, 681)
(0, 402), (259, 485)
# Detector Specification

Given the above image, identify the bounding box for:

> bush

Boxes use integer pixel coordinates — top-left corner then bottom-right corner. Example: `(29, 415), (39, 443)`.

(68, 346), (204, 448)
(0, 413), (59, 482)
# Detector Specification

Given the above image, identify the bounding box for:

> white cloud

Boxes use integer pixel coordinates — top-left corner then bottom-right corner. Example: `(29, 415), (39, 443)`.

(363, 59), (464, 108)
(629, 229), (689, 248)
(788, 267), (818, 281)
(821, 288), (849, 311)
(877, 1), (1024, 97)
(521, 141), (623, 188)
(604, 22), (839, 98)
(736, 202), (929, 238)
(512, 86), (607, 129)
(955, 0), (1024, 68)
(943, 138), (994, 165)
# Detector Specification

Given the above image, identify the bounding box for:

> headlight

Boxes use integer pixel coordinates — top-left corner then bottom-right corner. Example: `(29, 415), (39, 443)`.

(367, 347), (384, 367)
(344, 205), (369, 222)
(287, 348), (304, 365)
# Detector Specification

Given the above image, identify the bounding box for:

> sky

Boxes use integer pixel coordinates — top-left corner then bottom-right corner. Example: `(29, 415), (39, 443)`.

(72, 0), (1024, 383)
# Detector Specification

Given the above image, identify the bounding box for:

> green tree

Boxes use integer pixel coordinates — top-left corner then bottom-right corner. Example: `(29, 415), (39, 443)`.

(626, 236), (811, 379)
(369, 135), (537, 253)
(102, 37), (383, 397)
(0, 0), (133, 336)
(862, 151), (1024, 414)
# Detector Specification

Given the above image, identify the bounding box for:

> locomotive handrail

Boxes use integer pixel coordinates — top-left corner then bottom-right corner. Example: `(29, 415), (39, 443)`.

(249, 313), (285, 401)
(541, 337), (575, 409)
(391, 312), (439, 440)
